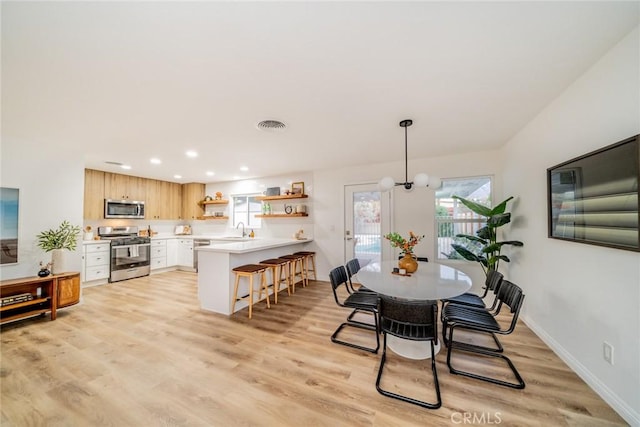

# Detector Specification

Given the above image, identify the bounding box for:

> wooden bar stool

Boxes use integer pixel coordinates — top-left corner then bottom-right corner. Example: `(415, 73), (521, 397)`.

(259, 258), (292, 303)
(279, 254), (307, 291)
(294, 251), (317, 281)
(231, 264), (270, 319)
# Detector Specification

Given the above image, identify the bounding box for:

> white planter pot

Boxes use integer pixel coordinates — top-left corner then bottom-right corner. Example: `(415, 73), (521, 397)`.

(50, 249), (66, 275)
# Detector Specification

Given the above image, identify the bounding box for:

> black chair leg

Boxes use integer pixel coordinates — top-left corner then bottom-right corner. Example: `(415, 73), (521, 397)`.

(375, 334), (442, 409)
(347, 308), (377, 327)
(331, 317), (380, 354)
(446, 325), (525, 389)
(442, 321), (503, 353)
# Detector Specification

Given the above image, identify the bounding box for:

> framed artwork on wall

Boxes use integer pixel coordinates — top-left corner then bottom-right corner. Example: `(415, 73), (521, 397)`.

(292, 182), (305, 195)
(1, 187), (19, 265)
(547, 134), (639, 252)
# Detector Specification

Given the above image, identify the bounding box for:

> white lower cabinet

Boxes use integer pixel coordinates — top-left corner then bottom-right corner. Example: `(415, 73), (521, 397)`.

(166, 239), (178, 267)
(150, 239), (168, 270)
(83, 242), (110, 284)
(177, 239), (194, 268)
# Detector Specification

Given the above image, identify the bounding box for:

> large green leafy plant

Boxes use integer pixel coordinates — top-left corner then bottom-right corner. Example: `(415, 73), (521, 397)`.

(450, 196), (523, 275)
(36, 221), (81, 252)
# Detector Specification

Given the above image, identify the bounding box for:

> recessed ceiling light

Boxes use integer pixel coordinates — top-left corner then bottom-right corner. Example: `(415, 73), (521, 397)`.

(186, 150), (198, 158)
(121, 165), (132, 170)
(256, 120), (286, 131)
(150, 158), (162, 165)
(240, 166), (249, 172)
(206, 171), (215, 176)
(174, 174), (182, 179)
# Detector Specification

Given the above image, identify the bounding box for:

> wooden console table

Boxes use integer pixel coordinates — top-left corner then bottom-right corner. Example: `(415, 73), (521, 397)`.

(0, 272), (80, 325)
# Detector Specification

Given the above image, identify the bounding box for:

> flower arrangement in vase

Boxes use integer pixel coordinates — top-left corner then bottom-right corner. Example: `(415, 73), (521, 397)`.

(384, 231), (424, 273)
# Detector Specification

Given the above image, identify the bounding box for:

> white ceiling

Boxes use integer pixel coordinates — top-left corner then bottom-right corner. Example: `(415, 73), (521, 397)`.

(2, 1), (639, 183)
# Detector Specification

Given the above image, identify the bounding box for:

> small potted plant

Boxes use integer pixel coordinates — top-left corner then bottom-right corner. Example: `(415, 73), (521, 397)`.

(36, 221), (81, 275)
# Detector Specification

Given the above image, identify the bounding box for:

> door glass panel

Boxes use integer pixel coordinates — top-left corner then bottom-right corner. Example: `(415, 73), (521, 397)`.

(353, 191), (381, 266)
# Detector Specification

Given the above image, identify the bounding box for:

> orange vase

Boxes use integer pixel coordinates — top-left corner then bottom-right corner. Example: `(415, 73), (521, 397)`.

(398, 253), (418, 273)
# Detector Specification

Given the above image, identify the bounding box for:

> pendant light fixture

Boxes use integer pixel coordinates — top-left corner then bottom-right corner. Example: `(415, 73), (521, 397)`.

(379, 119), (440, 191)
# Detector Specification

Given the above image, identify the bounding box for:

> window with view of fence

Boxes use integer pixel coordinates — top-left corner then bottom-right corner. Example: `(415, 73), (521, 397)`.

(436, 177), (492, 259)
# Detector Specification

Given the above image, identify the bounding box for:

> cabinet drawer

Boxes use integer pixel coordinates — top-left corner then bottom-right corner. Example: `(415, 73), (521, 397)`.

(85, 265), (109, 281)
(151, 258), (167, 270)
(151, 240), (167, 248)
(86, 252), (110, 267)
(151, 247), (167, 259)
(85, 243), (111, 253)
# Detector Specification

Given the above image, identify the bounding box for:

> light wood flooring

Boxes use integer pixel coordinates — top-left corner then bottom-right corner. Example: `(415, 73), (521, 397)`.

(1, 271), (627, 426)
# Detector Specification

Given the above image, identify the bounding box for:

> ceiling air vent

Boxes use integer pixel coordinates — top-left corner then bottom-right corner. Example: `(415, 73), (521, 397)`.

(105, 161), (124, 166)
(256, 120), (286, 132)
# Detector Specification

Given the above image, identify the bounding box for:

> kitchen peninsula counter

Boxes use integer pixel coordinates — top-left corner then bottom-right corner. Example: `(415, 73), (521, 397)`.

(196, 238), (311, 315)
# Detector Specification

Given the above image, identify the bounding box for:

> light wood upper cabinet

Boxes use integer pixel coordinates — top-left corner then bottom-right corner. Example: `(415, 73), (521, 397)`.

(104, 172), (146, 201)
(83, 169), (193, 221)
(147, 180), (183, 220)
(182, 183), (205, 220)
(84, 169), (105, 220)
(168, 182), (183, 219)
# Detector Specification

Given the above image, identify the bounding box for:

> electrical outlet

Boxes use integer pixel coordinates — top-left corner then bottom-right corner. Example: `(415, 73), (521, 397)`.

(603, 342), (614, 365)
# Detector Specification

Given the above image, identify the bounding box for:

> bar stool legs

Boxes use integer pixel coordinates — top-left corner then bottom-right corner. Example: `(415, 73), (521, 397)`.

(280, 254), (307, 291)
(294, 251), (317, 281)
(259, 258), (292, 304)
(231, 264), (270, 319)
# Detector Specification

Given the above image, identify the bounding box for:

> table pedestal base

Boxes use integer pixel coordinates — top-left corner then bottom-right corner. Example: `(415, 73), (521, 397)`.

(387, 335), (440, 360)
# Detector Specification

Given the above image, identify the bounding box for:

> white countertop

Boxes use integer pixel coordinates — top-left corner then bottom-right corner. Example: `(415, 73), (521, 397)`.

(196, 238), (311, 254)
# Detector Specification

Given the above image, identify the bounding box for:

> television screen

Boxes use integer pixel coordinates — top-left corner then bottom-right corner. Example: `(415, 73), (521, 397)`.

(547, 134), (639, 251)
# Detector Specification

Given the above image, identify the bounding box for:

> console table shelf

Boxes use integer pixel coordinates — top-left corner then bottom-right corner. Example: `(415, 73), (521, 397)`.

(0, 272), (80, 325)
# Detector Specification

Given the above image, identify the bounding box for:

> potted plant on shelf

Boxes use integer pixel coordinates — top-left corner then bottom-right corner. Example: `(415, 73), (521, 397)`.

(449, 196), (523, 276)
(36, 221), (81, 275)
(384, 231), (424, 273)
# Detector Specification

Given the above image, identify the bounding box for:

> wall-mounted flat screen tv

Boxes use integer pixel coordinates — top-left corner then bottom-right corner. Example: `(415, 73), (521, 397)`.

(547, 134), (639, 251)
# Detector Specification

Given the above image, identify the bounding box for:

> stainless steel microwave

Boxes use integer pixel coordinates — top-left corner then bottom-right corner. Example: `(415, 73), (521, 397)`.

(104, 199), (145, 219)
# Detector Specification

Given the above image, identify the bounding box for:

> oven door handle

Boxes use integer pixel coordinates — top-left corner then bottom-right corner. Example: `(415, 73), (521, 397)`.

(112, 243), (151, 250)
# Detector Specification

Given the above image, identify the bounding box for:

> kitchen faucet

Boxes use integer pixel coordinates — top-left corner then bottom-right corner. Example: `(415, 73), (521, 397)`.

(236, 222), (246, 237)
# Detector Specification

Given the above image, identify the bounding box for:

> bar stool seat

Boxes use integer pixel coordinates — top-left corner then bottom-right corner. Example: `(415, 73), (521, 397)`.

(279, 254), (307, 291)
(231, 264), (270, 319)
(259, 258), (292, 303)
(293, 251), (317, 281)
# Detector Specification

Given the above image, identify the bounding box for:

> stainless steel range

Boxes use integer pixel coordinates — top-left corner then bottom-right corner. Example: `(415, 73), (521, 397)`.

(98, 226), (151, 282)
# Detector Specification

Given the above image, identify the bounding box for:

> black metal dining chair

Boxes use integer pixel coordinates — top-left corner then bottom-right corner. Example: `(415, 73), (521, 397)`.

(329, 266), (380, 353)
(375, 296), (441, 409)
(440, 270), (504, 322)
(442, 280), (526, 389)
(346, 258), (376, 293)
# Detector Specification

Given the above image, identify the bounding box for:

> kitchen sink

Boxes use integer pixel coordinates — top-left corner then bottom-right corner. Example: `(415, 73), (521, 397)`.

(213, 236), (252, 242)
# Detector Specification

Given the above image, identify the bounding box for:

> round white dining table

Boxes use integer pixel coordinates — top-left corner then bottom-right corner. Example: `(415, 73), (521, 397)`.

(356, 260), (472, 359)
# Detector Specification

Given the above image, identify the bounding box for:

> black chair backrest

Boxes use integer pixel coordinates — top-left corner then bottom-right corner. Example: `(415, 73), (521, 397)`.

(486, 270), (504, 292)
(495, 280), (524, 313)
(493, 280), (525, 334)
(378, 296), (437, 339)
(346, 258), (361, 278)
(329, 266), (349, 291)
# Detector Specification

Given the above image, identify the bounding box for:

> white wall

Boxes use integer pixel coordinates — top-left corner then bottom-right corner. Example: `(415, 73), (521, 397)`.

(312, 149), (503, 289)
(0, 140), (84, 280)
(502, 27), (640, 425)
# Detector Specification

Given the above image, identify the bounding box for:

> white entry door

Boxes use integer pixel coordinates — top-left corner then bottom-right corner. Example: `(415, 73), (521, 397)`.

(344, 183), (392, 268)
